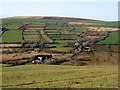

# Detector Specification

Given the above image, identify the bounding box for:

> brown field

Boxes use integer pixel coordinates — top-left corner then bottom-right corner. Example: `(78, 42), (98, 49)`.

(85, 27), (119, 31)
(72, 52), (118, 65)
(0, 44), (22, 48)
(1, 45), (119, 65)
(86, 36), (100, 39)
(68, 22), (104, 25)
(1, 48), (72, 62)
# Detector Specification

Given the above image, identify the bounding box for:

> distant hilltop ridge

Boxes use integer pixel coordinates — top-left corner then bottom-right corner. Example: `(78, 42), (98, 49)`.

(2, 16), (94, 21)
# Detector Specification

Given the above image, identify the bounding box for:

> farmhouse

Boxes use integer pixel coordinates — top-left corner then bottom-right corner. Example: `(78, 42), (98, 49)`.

(32, 55), (53, 64)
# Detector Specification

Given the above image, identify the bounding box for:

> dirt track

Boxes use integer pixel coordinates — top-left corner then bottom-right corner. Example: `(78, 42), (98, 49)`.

(69, 22), (104, 25)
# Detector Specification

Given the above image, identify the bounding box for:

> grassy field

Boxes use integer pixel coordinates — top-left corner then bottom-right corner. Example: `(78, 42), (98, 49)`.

(2, 64), (118, 88)
(1, 30), (23, 42)
(2, 18), (69, 24)
(23, 29), (40, 42)
(38, 29), (53, 42)
(23, 35), (40, 42)
(1, 17), (119, 48)
(48, 34), (81, 40)
(5, 23), (22, 30)
(43, 43), (74, 51)
(97, 31), (119, 44)
(45, 26), (84, 45)
(48, 47), (73, 51)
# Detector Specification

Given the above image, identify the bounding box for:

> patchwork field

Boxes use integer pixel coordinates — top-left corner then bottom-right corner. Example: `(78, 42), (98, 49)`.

(1, 16), (119, 89)
(2, 64), (118, 88)
(1, 17), (119, 46)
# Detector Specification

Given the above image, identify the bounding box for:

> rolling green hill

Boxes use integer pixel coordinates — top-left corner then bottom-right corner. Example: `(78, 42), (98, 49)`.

(1, 16), (119, 50)
(1, 17), (119, 89)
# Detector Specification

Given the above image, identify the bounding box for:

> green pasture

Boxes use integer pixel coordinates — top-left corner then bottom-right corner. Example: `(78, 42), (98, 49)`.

(45, 32), (61, 35)
(2, 22), (22, 30)
(44, 43), (67, 47)
(55, 40), (76, 44)
(44, 43), (73, 51)
(45, 24), (62, 29)
(27, 24), (45, 28)
(0, 31), (3, 36)
(1, 30), (23, 42)
(2, 64), (118, 88)
(2, 18), (69, 23)
(23, 35), (40, 42)
(23, 31), (39, 35)
(74, 27), (86, 32)
(49, 47), (73, 51)
(38, 29), (53, 42)
(23, 28), (53, 42)
(49, 35), (81, 40)
(23, 29), (40, 41)
(45, 30), (61, 34)
(45, 24), (72, 30)
(45, 30), (58, 32)
(5, 23), (22, 30)
(97, 31), (119, 44)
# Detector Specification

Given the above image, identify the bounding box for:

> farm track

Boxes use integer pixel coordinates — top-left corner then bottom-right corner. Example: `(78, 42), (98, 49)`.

(2, 72), (118, 87)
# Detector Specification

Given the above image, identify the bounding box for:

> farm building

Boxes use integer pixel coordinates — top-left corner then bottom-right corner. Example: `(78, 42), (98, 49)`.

(32, 55), (55, 64)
